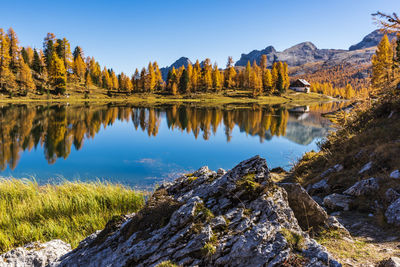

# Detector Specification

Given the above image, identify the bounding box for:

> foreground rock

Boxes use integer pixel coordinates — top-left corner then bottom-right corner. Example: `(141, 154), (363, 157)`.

(0, 240), (70, 267)
(53, 156), (340, 267)
(280, 183), (347, 235)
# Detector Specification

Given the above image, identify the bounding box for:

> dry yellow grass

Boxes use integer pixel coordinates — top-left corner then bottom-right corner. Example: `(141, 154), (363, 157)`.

(0, 178), (145, 252)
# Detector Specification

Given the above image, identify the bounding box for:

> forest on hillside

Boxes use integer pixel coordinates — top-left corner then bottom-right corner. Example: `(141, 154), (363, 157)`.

(0, 28), (368, 99)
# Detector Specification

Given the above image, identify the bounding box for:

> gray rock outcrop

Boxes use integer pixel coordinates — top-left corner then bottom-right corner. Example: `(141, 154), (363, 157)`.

(53, 156), (340, 267)
(0, 240), (70, 267)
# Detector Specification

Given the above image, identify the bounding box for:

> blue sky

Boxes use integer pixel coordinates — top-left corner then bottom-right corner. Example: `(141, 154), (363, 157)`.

(1, 0), (399, 74)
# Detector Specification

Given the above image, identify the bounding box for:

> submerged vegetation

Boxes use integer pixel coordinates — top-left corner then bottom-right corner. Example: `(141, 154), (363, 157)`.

(0, 178), (144, 252)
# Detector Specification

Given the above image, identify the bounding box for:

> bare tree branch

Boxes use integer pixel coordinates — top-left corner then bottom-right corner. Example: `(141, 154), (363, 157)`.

(372, 11), (400, 33)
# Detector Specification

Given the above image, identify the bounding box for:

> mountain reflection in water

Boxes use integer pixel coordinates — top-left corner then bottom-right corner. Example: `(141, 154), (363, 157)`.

(0, 102), (344, 187)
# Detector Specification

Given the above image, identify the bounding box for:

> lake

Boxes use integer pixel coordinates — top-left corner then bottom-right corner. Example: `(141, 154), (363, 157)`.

(0, 102), (342, 189)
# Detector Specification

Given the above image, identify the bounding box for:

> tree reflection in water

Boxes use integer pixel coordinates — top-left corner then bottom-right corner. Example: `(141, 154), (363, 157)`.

(0, 102), (345, 170)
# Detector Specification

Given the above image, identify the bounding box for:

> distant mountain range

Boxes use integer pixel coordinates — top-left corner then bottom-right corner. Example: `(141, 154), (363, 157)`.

(235, 30), (396, 69)
(160, 30), (397, 80)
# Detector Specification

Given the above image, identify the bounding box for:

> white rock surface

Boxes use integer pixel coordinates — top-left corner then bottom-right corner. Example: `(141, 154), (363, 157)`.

(359, 162), (373, 174)
(390, 170), (400, 179)
(0, 240), (70, 267)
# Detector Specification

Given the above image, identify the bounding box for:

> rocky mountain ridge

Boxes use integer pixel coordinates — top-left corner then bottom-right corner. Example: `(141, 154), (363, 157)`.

(160, 30), (397, 78)
(235, 30), (396, 68)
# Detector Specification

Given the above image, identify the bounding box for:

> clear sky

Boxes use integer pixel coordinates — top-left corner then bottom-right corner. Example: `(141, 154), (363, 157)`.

(1, 0), (399, 74)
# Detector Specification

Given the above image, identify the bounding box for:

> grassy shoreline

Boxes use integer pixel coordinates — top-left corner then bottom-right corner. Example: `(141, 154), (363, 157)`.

(0, 90), (336, 106)
(0, 179), (145, 252)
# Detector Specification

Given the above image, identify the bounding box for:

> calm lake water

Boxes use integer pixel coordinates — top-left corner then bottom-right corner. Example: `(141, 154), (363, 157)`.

(0, 102), (342, 189)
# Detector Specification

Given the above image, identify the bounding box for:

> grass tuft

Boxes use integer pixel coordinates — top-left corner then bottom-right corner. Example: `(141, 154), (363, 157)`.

(280, 228), (306, 251)
(0, 178), (145, 252)
(156, 260), (180, 267)
(201, 241), (217, 256)
(194, 202), (214, 222)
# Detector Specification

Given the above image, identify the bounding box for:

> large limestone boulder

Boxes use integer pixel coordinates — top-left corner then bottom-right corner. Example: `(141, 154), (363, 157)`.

(0, 240), (70, 267)
(53, 156), (340, 267)
(281, 183), (334, 231)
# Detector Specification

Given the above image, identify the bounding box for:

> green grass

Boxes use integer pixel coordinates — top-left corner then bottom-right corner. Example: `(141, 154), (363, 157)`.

(0, 84), (334, 106)
(0, 178), (145, 252)
(314, 229), (396, 265)
(280, 228), (306, 251)
(156, 261), (180, 267)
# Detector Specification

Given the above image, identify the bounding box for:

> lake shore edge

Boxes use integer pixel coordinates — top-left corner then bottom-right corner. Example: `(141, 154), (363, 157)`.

(0, 91), (337, 106)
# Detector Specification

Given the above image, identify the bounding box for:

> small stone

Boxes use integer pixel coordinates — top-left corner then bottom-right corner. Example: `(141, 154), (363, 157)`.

(333, 164), (343, 172)
(368, 213), (373, 217)
(217, 168), (227, 176)
(343, 177), (379, 196)
(312, 179), (329, 190)
(390, 170), (400, 179)
(323, 193), (353, 211)
(359, 161), (372, 174)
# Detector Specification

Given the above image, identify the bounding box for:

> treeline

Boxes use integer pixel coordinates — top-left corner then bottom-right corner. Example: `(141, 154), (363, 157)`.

(163, 55), (290, 97)
(371, 34), (400, 93)
(0, 28), (290, 97)
(310, 82), (367, 99)
(294, 63), (371, 97)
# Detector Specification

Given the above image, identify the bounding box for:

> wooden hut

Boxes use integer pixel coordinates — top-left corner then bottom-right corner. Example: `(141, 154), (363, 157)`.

(290, 79), (311, 93)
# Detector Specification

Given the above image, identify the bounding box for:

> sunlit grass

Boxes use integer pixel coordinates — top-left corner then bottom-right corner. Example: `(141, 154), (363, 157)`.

(0, 178), (145, 252)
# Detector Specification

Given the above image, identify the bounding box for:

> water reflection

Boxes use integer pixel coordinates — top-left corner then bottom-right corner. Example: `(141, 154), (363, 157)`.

(0, 102), (344, 173)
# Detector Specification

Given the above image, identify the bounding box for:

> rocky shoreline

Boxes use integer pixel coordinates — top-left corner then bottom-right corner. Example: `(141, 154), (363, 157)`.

(1, 156), (399, 266)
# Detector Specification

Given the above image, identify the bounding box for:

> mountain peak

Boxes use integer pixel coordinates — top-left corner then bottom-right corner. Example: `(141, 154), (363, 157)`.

(160, 57), (192, 80)
(262, 45), (276, 53)
(284, 42), (318, 52)
(170, 57), (192, 68)
(349, 30), (397, 51)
